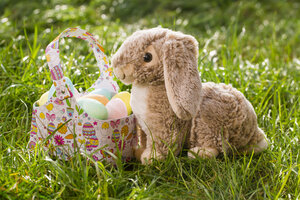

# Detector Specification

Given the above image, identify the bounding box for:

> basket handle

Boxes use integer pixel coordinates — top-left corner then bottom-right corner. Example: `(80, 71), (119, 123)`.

(45, 27), (117, 100)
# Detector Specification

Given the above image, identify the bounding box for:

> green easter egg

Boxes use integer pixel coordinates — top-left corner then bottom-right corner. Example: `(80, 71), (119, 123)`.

(77, 98), (108, 120)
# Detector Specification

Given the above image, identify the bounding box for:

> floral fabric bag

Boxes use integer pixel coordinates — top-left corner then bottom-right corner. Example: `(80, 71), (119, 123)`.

(28, 28), (136, 163)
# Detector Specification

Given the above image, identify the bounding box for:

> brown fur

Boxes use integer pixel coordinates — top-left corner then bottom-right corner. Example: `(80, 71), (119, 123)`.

(189, 82), (266, 156)
(111, 27), (268, 164)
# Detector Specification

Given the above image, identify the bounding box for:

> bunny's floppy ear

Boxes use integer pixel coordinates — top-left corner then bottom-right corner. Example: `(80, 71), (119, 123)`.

(163, 31), (202, 120)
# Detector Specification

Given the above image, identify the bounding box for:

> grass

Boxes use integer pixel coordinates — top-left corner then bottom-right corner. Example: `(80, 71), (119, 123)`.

(0, 0), (299, 199)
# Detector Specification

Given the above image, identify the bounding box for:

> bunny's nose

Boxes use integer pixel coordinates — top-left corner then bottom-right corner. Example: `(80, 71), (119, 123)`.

(114, 67), (125, 80)
(113, 63), (135, 85)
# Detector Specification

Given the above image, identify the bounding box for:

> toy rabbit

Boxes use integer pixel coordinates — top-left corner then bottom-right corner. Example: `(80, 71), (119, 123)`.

(111, 28), (268, 164)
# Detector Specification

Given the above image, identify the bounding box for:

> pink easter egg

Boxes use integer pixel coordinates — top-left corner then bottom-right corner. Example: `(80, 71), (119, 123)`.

(106, 98), (128, 119)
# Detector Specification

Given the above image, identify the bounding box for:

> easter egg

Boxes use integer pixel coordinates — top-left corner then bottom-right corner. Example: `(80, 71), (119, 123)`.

(31, 117), (38, 135)
(38, 91), (49, 106)
(28, 141), (36, 149)
(77, 98), (108, 120)
(112, 129), (120, 143)
(82, 122), (95, 137)
(82, 94), (109, 105)
(112, 92), (132, 115)
(90, 88), (113, 100)
(47, 122), (56, 135)
(82, 122), (98, 151)
(89, 135), (99, 148)
(48, 77), (74, 100)
(106, 98), (128, 119)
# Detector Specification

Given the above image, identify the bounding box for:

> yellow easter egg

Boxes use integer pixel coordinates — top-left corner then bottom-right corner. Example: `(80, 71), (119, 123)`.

(40, 112), (45, 119)
(112, 91), (132, 115)
(38, 91), (49, 106)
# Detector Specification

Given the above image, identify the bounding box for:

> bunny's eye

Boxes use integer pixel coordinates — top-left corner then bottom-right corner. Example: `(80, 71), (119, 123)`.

(143, 52), (152, 62)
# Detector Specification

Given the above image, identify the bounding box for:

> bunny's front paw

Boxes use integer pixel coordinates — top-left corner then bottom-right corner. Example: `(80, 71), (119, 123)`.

(139, 148), (164, 164)
(188, 147), (219, 159)
(245, 137), (268, 154)
(133, 145), (146, 161)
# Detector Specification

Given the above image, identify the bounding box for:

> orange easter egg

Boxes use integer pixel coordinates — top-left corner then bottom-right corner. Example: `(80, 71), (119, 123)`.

(83, 94), (109, 105)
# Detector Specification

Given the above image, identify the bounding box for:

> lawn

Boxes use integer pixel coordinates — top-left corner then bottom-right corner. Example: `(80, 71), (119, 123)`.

(0, 0), (299, 199)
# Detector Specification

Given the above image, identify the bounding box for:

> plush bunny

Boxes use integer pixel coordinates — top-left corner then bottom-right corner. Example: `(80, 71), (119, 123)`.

(111, 28), (268, 164)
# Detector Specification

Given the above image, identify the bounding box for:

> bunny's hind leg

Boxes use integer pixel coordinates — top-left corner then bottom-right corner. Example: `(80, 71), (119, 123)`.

(188, 118), (220, 159)
(243, 127), (268, 153)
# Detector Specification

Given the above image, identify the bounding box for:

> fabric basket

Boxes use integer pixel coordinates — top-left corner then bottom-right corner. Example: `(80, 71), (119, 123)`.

(28, 27), (136, 163)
